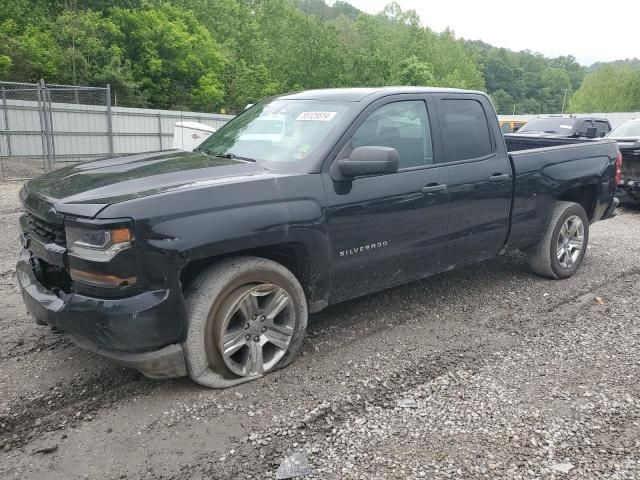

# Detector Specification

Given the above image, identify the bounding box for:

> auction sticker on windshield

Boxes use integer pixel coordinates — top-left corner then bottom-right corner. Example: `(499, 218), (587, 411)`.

(296, 111), (337, 121)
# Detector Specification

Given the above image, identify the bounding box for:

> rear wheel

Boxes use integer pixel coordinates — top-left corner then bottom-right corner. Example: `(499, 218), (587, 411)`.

(183, 257), (308, 388)
(525, 201), (589, 279)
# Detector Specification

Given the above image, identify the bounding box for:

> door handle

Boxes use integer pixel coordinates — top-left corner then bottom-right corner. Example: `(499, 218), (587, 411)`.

(421, 183), (447, 193)
(488, 173), (510, 182)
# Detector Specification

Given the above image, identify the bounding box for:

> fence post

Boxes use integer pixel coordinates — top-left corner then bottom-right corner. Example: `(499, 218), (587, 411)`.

(39, 79), (56, 170)
(158, 113), (163, 151)
(46, 83), (56, 168)
(36, 80), (49, 172)
(106, 84), (114, 157)
(0, 87), (9, 181)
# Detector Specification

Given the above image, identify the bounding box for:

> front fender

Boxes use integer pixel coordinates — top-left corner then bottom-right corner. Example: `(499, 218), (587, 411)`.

(100, 174), (331, 308)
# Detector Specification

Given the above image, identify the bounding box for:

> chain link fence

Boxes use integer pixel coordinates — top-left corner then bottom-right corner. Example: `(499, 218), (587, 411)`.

(0, 80), (233, 181)
(0, 80), (112, 180)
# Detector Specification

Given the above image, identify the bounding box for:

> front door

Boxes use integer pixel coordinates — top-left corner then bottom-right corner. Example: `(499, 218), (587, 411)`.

(323, 97), (450, 303)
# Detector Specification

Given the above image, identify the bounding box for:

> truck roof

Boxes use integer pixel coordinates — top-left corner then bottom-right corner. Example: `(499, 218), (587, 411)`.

(279, 86), (484, 102)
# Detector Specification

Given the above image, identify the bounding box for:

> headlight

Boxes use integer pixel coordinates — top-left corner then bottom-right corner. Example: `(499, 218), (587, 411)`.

(66, 226), (133, 262)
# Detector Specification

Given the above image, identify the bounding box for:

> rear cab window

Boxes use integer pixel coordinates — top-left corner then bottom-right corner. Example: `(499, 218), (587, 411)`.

(595, 121), (610, 136)
(579, 120), (594, 136)
(440, 98), (494, 162)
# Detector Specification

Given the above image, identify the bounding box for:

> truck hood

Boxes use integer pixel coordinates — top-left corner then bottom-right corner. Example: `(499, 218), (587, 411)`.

(22, 150), (285, 218)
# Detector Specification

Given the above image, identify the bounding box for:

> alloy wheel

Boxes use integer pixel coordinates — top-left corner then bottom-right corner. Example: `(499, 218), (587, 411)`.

(556, 215), (585, 269)
(217, 283), (295, 377)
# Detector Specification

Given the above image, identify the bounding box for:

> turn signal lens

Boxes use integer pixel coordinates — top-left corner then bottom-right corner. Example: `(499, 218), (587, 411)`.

(110, 227), (132, 244)
(70, 268), (137, 288)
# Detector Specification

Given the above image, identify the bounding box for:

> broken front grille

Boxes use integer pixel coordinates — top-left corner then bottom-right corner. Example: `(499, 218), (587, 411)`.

(26, 213), (66, 248)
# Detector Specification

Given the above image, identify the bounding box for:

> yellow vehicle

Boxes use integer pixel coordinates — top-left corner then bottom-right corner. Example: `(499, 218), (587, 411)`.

(500, 119), (528, 134)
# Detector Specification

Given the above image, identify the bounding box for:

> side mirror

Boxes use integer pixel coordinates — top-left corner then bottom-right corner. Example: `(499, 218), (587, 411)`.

(585, 127), (598, 139)
(333, 146), (399, 180)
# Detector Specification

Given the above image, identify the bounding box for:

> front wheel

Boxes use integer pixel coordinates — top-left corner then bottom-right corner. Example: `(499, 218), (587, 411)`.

(525, 201), (589, 279)
(183, 257), (308, 388)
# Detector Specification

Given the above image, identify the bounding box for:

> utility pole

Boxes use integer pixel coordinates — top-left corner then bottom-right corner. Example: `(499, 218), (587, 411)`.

(561, 88), (568, 114)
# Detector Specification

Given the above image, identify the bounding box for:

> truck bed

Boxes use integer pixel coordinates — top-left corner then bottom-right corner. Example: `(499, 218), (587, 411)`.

(505, 139), (619, 249)
(505, 134), (638, 204)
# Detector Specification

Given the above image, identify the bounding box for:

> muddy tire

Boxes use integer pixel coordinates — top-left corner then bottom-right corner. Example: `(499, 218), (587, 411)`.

(525, 201), (589, 280)
(183, 256), (308, 388)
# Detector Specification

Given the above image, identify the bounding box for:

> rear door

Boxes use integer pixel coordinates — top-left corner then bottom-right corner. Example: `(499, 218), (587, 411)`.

(433, 94), (513, 267)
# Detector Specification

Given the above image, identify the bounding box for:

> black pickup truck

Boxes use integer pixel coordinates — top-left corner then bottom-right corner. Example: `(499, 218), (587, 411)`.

(511, 115), (612, 139)
(17, 87), (620, 388)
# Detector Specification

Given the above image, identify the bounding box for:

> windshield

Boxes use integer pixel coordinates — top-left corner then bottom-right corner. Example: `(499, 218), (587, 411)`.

(608, 120), (640, 139)
(518, 118), (577, 134)
(197, 99), (353, 166)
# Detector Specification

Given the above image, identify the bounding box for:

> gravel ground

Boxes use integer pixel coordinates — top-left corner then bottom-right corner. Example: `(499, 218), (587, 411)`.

(1, 180), (639, 480)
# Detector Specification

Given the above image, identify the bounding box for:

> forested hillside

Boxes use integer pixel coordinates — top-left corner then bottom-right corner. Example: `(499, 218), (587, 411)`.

(0, 0), (638, 114)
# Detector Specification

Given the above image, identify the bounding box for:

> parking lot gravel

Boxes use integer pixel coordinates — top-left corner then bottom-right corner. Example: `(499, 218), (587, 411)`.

(0, 180), (639, 479)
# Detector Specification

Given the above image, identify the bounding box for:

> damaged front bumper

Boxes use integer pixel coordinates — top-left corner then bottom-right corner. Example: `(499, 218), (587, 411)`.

(16, 249), (186, 379)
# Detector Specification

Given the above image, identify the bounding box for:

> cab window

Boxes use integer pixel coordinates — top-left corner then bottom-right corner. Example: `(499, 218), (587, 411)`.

(348, 101), (434, 169)
(441, 99), (493, 162)
(595, 121), (610, 137)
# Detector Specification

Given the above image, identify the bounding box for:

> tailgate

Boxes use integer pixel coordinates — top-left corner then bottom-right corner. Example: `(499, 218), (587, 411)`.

(620, 147), (640, 181)
(618, 146), (640, 204)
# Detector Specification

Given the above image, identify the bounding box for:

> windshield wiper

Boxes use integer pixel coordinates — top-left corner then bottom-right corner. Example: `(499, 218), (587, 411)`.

(199, 149), (256, 162)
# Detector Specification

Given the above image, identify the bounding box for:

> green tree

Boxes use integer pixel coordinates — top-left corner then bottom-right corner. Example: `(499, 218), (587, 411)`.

(467, 40), (586, 114)
(569, 65), (640, 112)
(110, 3), (226, 109)
(3, 0), (624, 116)
(490, 89), (515, 115)
(0, 20), (62, 82)
(539, 67), (571, 113)
(398, 56), (435, 86)
(0, 55), (12, 77)
(52, 11), (135, 89)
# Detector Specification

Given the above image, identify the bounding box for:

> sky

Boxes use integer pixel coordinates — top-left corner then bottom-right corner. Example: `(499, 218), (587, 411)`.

(342, 0), (639, 66)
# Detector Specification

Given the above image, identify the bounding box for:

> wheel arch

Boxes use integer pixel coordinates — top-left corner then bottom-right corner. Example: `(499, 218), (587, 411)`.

(556, 183), (598, 222)
(179, 241), (329, 313)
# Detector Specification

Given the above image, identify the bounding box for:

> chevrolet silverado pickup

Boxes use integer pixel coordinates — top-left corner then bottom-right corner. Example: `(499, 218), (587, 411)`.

(17, 87), (621, 388)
